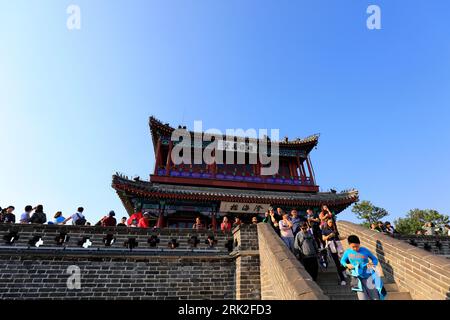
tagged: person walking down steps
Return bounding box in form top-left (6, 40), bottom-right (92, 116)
top-left (340, 235), bottom-right (387, 300)
top-left (322, 218), bottom-right (347, 286)
top-left (294, 222), bottom-right (319, 281)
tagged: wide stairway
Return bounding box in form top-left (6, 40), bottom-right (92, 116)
top-left (316, 253), bottom-right (412, 300)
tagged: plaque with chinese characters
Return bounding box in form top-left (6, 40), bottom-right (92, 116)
top-left (219, 202), bottom-right (270, 214)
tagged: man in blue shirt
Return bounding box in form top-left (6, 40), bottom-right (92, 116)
top-left (340, 235), bottom-right (385, 300)
top-left (289, 209), bottom-right (304, 237)
top-left (20, 205), bottom-right (33, 224)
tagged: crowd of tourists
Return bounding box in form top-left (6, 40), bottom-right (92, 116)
top-left (258, 205), bottom-right (388, 300)
top-left (257, 205), bottom-right (348, 285)
top-left (415, 222), bottom-right (450, 236)
top-left (369, 221), bottom-right (397, 235)
top-left (369, 220), bottom-right (450, 237)
top-left (1, 203), bottom-right (444, 300)
top-left (0, 205), bottom-right (129, 227)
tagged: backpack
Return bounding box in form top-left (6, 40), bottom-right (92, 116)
top-left (74, 213), bottom-right (87, 226)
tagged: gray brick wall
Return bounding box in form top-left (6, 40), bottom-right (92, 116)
top-left (257, 223), bottom-right (328, 300)
top-left (232, 224), bottom-right (261, 300)
top-left (0, 254), bottom-right (236, 300)
top-left (394, 235), bottom-right (450, 256)
top-left (0, 224), bottom-right (239, 300)
top-left (0, 223), bottom-right (265, 300)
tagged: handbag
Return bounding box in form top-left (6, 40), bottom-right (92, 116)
top-left (326, 239), bottom-right (343, 254)
top-left (335, 240), bottom-right (344, 255)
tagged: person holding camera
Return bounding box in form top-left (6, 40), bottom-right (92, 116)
top-left (266, 208), bottom-right (281, 236)
top-left (30, 205), bottom-right (47, 224)
top-left (279, 212), bottom-right (295, 251)
top-left (306, 208), bottom-right (323, 249)
top-left (1, 206), bottom-right (16, 224)
top-left (20, 205), bottom-right (33, 224)
top-left (220, 216), bottom-right (232, 233)
top-left (319, 205), bottom-right (334, 229)
top-left (289, 209), bottom-right (303, 237)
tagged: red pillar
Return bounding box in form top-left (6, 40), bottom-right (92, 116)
top-left (165, 140), bottom-right (173, 176)
top-left (156, 207), bottom-right (165, 228)
top-left (305, 156), bottom-right (315, 185)
top-left (297, 156), bottom-right (306, 183)
top-left (292, 160), bottom-right (299, 178)
top-left (211, 212), bottom-right (217, 230)
top-left (212, 149), bottom-right (217, 177)
top-left (288, 161), bottom-right (296, 178)
top-left (154, 137), bottom-right (162, 175)
top-left (256, 156), bottom-right (261, 176)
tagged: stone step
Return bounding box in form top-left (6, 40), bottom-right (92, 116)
top-left (328, 293), bottom-right (358, 300)
top-left (322, 287), bottom-right (411, 300)
top-left (316, 272), bottom-right (347, 283)
top-left (326, 290), bottom-right (411, 300)
top-left (319, 284), bottom-right (353, 295)
top-left (319, 267), bottom-right (340, 274)
top-left (384, 283), bottom-right (399, 292)
top-left (385, 292), bottom-right (412, 300)
top-left (321, 283), bottom-right (402, 295)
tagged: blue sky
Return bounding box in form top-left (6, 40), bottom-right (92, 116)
top-left (1, 0), bottom-right (449, 224)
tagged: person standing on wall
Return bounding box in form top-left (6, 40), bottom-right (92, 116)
top-left (279, 212), bottom-right (295, 251)
top-left (294, 222), bottom-right (319, 281)
top-left (306, 208), bottom-right (323, 249)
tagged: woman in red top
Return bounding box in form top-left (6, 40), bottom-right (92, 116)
top-left (138, 213), bottom-right (151, 228)
top-left (220, 216), bottom-right (232, 233)
top-left (127, 211), bottom-right (143, 226)
top-left (101, 211), bottom-right (117, 227)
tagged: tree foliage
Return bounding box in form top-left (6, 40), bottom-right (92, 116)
top-left (351, 200), bottom-right (389, 225)
top-left (394, 209), bottom-right (449, 235)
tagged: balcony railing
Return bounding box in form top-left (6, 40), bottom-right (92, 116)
top-left (156, 169), bottom-right (314, 186)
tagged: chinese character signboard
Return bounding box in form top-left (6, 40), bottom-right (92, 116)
top-left (217, 140), bottom-right (258, 154)
top-left (219, 202), bottom-right (270, 214)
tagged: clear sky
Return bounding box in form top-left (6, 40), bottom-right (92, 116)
top-left (1, 0), bottom-right (449, 225)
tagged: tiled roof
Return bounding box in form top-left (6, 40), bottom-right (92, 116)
top-left (149, 116), bottom-right (320, 150)
top-left (112, 174), bottom-right (359, 214)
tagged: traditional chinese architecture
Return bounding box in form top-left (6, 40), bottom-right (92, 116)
top-left (111, 116), bottom-right (359, 229)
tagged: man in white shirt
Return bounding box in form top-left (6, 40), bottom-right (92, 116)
top-left (279, 212), bottom-right (294, 251)
top-left (62, 207), bottom-right (86, 225)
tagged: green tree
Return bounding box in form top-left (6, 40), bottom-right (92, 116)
top-left (351, 200), bottom-right (389, 227)
top-left (394, 209), bottom-right (449, 235)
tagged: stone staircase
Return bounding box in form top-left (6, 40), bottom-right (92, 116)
top-left (316, 254), bottom-right (412, 300)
